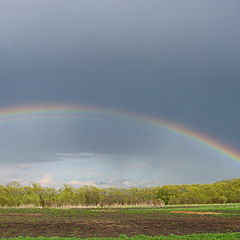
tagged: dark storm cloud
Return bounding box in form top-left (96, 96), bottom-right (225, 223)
top-left (0, 0), bottom-right (240, 147)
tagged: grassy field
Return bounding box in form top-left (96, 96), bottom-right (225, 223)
top-left (1, 203), bottom-right (239, 217)
top-left (0, 204), bottom-right (239, 238)
top-left (1, 233), bottom-right (240, 240)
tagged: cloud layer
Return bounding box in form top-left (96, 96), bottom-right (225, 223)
top-left (0, 1), bottom-right (239, 186)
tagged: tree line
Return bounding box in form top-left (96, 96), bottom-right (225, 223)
top-left (0, 178), bottom-right (239, 207)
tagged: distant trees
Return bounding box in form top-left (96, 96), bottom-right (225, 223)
top-left (0, 178), bottom-right (239, 207)
top-left (157, 178), bottom-right (240, 205)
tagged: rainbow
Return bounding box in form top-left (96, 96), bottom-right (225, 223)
top-left (0, 103), bottom-right (240, 163)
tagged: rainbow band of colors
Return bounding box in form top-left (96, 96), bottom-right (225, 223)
top-left (0, 104), bottom-right (240, 163)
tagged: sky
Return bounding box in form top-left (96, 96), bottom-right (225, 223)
top-left (0, 0), bottom-right (240, 187)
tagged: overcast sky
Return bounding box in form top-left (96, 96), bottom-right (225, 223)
top-left (0, 0), bottom-right (239, 187)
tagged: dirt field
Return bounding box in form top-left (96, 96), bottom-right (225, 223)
top-left (0, 206), bottom-right (239, 238)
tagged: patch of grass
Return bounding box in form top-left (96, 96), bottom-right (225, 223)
top-left (2, 232), bottom-right (240, 240)
top-left (109, 203), bottom-right (239, 216)
top-left (1, 203), bottom-right (240, 217)
top-left (117, 203), bottom-right (240, 217)
top-left (163, 203), bottom-right (240, 217)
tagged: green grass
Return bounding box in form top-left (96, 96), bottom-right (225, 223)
top-left (2, 232), bottom-right (240, 240)
top-left (115, 203), bottom-right (240, 217)
top-left (0, 203), bottom-right (240, 217)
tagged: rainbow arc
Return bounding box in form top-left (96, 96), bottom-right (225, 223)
top-left (0, 103), bottom-right (239, 163)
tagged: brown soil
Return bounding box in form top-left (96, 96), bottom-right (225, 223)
top-left (0, 211), bottom-right (239, 238)
top-left (171, 211), bottom-right (220, 215)
top-left (7, 213), bottom-right (43, 216)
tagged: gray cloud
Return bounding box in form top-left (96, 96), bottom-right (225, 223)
top-left (0, 0), bottom-right (239, 185)
top-left (0, 1), bottom-right (239, 145)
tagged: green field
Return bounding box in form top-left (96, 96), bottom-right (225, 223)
top-left (1, 203), bottom-right (239, 217)
top-left (2, 232), bottom-right (240, 240)
top-left (0, 204), bottom-right (239, 238)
